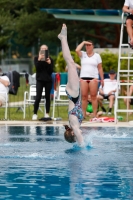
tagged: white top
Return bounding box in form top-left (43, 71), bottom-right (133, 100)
top-left (80, 51), bottom-right (102, 79)
top-left (99, 79), bottom-right (117, 95)
top-left (0, 76), bottom-right (10, 96)
top-left (124, 0), bottom-right (133, 9)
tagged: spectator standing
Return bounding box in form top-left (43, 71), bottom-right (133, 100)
top-left (0, 68), bottom-right (10, 107)
top-left (97, 69), bottom-right (117, 115)
top-left (32, 45), bottom-right (54, 120)
top-left (75, 40), bottom-right (104, 119)
top-left (123, 0), bottom-right (133, 47)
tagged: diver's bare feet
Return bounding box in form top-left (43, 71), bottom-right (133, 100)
top-left (58, 24), bottom-right (67, 40)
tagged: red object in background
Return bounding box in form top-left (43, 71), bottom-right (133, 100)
top-left (90, 117), bottom-right (115, 123)
top-left (56, 73), bottom-right (60, 83)
top-left (54, 73), bottom-right (61, 90)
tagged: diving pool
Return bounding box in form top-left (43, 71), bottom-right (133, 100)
top-left (0, 126), bottom-right (133, 200)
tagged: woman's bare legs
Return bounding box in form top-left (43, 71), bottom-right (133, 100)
top-left (58, 24), bottom-right (84, 146)
top-left (80, 79), bottom-right (98, 118)
top-left (80, 80), bottom-right (89, 117)
top-left (126, 19), bottom-right (133, 45)
top-left (89, 80), bottom-right (98, 117)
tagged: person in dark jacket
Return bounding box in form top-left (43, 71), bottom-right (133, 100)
top-left (32, 44), bottom-right (54, 120)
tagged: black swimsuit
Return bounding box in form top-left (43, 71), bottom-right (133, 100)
top-left (66, 90), bottom-right (83, 124)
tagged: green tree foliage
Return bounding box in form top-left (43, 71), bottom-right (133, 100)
top-left (0, 0), bottom-right (22, 59)
top-left (0, 0), bottom-right (124, 58)
top-left (0, 9), bottom-right (14, 58)
top-left (55, 51), bottom-right (80, 72)
top-left (100, 50), bottom-right (118, 72)
top-left (15, 0), bottom-right (123, 49)
top-left (56, 49), bottom-right (133, 74)
top-left (121, 55), bottom-right (133, 70)
top-left (55, 48), bottom-right (133, 74)
top-left (100, 50), bottom-right (133, 73)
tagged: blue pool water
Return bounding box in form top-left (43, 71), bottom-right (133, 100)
top-left (0, 126), bottom-right (133, 200)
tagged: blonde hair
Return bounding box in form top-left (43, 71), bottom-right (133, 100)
top-left (40, 45), bottom-right (48, 50)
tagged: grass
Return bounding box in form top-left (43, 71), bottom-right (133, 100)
top-left (0, 76), bottom-right (132, 121)
top-left (0, 104), bottom-right (69, 121)
top-left (0, 101), bottom-right (132, 122)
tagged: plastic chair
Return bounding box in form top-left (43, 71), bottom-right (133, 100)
top-left (0, 92), bottom-right (8, 119)
top-left (52, 84), bottom-right (69, 119)
top-left (23, 85), bottom-right (46, 119)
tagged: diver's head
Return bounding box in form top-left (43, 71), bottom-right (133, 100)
top-left (63, 125), bottom-right (76, 143)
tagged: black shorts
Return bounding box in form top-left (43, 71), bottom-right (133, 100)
top-left (100, 93), bottom-right (115, 100)
top-left (130, 98), bottom-right (133, 105)
top-left (81, 77), bottom-right (94, 81)
top-left (126, 14), bottom-right (133, 21)
top-left (81, 77), bottom-right (95, 84)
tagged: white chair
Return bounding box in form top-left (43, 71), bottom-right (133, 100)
top-left (0, 92), bottom-right (8, 119)
top-left (52, 84), bottom-right (69, 119)
top-left (29, 74), bottom-right (36, 85)
top-left (23, 85), bottom-right (46, 119)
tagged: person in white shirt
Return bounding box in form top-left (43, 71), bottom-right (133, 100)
top-left (123, 0), bottom-right (133, 47)
top-left (97, 69), bottom-right (117, 115)
top-left (75, 40), bottom-right (104, 119)
top-left (0, 69), bottom-right (10, 106)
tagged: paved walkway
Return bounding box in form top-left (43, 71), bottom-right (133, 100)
top-left (8, 101), bottom-right (23, 106)
top-left (0, 120), bottom-right (133, 127)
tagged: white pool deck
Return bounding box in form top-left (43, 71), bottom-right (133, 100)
top-left (0, 120), bottom-right (133, 127)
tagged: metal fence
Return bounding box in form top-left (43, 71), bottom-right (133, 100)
top-left (0, 58), bottom-right (33, 74)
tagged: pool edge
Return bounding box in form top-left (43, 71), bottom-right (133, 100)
top-left (0, 121), bottom-right (132, 127)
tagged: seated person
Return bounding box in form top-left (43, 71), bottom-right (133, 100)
top-left (97, 69), bottom-right (117, 115)
top-left (124, 85), bottom-right (133, 115)
top-left (0, 68), bottom-right (10, 106)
